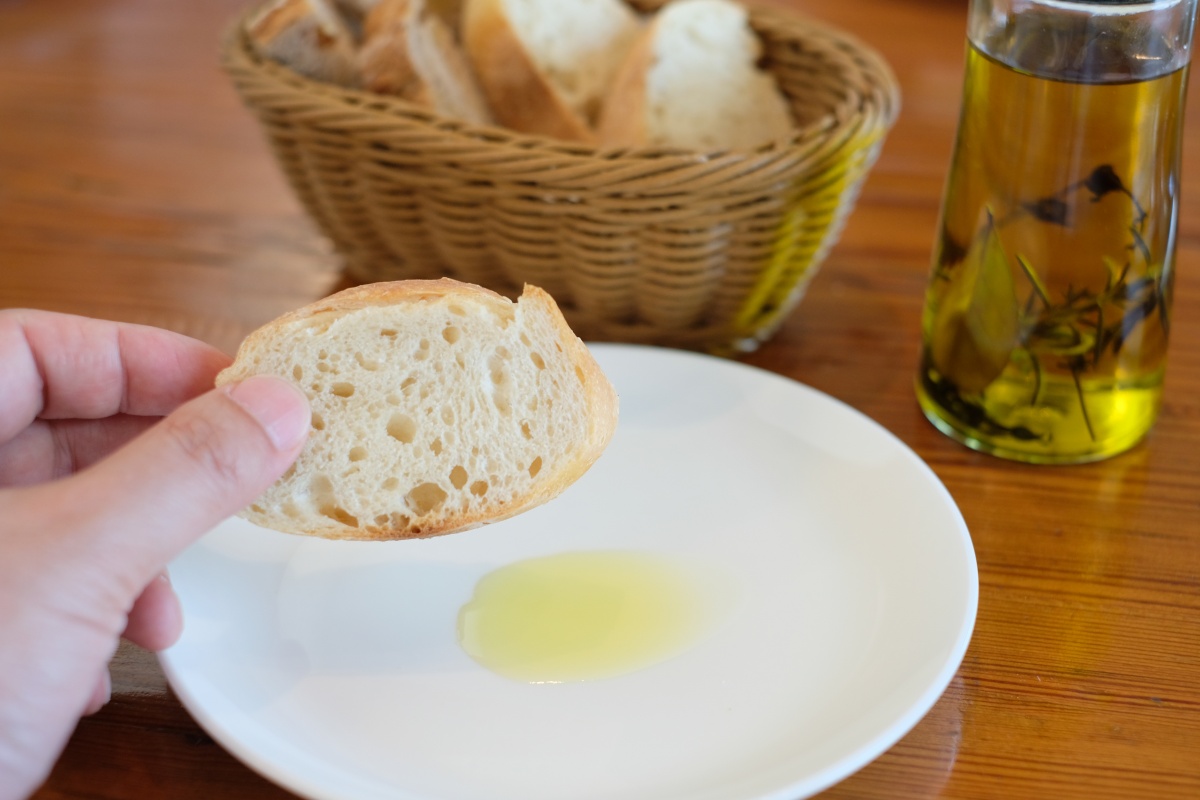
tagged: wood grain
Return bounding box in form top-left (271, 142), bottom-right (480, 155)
top-left (2, 0), bottom-right (1198, 798)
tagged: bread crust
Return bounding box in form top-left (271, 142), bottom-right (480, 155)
top-left (236, 277), bottom-right (510, 328)
top-left (218, 278), bottom-right (618, 541)
top-left (595, 17), bottom-right (655, 148)
top-left (359, 0), bottom-right (424, 96)
top-left (249, 0), bottom-right (361, 87)
top-left (461, 0), bottom-right (595, 143)
top-left (358, 0), bottom-right (493, 124)
top-left (507, 285), bottom-right (619, 526)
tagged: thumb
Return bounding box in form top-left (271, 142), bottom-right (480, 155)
top-left (55, 375), bottom-right (309, 588)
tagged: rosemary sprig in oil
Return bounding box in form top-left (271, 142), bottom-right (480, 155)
top-left (928, 164), bottom-right (1166, 443)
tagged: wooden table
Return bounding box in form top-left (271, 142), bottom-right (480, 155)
top-left (3, 0), bottom-right (1198, 797)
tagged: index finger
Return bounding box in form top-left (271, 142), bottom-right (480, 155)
top-left (0, 309), bottom-right (232, 442)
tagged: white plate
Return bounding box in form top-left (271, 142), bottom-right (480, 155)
top-left (160, 344), bottom-right (978, 800)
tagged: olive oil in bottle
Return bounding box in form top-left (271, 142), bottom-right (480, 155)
top-left (916, 11), bottom-right (1190, 463)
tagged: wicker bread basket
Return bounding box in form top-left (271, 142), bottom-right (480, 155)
top-left (222, 1), bottom-right (900, 354)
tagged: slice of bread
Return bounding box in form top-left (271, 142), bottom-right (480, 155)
top-left (461, 0), bottom-right (642, 142)
top-left (217, 279), bottom-right (618, 541)
top-left (597, 0), bottom-right (795, 151)
top-left (358, 0), bottom-right (494, 125)
top-left (248, 0), bottom-right (361, 87)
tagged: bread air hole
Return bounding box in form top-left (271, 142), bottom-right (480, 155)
top-left (354, 352), bottom-right (381, 371)
top-left (470, 480), bottom-right (489, 497)
top-left (442, 406), bottom-right (454, 425)
top-left (430, 438), bottom-right (443, 455)
top-left (443, 325), bottom-right (461, 344)
top-left (450, 465), bottom-right (468, 490)
top-left (528, 457), bottom-right (542, 478)
top-left (530, 352), bottom-right (545, 370)
top-left (407, 482), bottom-right (447, 516)
top-left (311, 412), bottom-right (326, 431)
top-left (318, 362), bottom-right (330, 373)
top-left (293, 365), bottom-right (303, 380)
top-left (382, 477), bottom-right (400, 491)
top-left (488, 354), bottom-right (513, 415)
top-left (387, 412), bottom-right (416, 444)
top-left (520, 420), bottom-right (533, 440)
top-left (380, 329), bottom-right (397, 338)
top-left (575, 366), bottom-right (586, 384)
top-left (414, 339), bottom-right (431, 361)
top-left (322, 506), bottom-right (359, 527)
top-left (375, 512), bottom-right (412, 530)
top-left (348, 446), bottom-right (367, 462)
top-left (448, 303), bottom-right (466, 317)
top-left (311, 474), bottom-right (359, 528)
top-left (332, 382), bottom-right (355, 398)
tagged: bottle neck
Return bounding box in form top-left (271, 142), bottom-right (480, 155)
top-left (969, 0), bottom-right (1197, 81)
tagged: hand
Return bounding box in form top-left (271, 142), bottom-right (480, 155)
top-left (0, 309), bottom-right (310, 799)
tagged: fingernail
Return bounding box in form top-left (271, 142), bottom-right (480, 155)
top-left (225, 376), bottom-right (310, 451)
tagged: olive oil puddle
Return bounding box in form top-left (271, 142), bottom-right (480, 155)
top-left (457, 551), bottom-right (723, 684)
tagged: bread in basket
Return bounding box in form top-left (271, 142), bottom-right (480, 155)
top-left (223, 0), bottom-right (900, 354)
